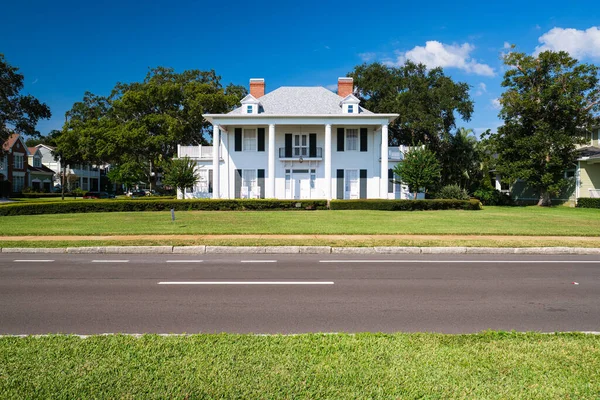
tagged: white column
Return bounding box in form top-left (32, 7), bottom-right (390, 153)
top-left (268, 124), bottom-right (276, 198)
top-left (212, 125), bottom-right (220, 199)
top-left (380, 124), bottom-right (389, 199)
top-left (324, 124), bottom-right (332, 200)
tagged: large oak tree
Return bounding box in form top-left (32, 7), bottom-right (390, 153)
top-left (349, 61), bottom-right (473, 149)
top-left (485, 50), bottom-right (600, 206)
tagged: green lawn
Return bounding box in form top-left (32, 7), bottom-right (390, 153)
top-left (1, 206), bottom-right (599, 236)
top-left (1, 333), bottom-right (598, 399)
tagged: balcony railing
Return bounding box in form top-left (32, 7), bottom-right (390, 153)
top-left (279, 147), bottom-right (323, 159)
top-left (178, 145), bottom-right (217, 159)
top-left (590, 189), bottom-right (600, 198)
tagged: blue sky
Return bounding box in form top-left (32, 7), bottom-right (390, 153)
top-left (2, 0), bottom-right (599, 137)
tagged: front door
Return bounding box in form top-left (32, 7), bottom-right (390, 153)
top-left (293, 173), bottom-right (310, 199)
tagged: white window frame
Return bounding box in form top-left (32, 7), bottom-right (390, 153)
top-left (346, 129), bottom-right (358, 151)
top-left (13, 153), bottom-right (24, 169)
top-left (243, 129), bottom-right (257, 152)
top-left (247, 105), bottom-right (253, 114)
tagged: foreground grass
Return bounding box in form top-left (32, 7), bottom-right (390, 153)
top-left (1, 333), bottom-right (598, 399)
top-left (1, 206), bottom-right (600, 237)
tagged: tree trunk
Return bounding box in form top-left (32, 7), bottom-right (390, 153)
top-left (61, 165), bottom-right (65, 201)
top-left (537, 189), bottom-right (552, 206)
top-left (413, 191), bottom-right (417, 200)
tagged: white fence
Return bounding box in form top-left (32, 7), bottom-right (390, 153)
top-left (177, 145), bottom-right (215, 159)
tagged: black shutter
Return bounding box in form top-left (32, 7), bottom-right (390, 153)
top-left (208, 169), bottom-right (213, 194)
top-left (257, 128), bottom-right (265, 152)
top-left (257, 169), bottom-right (265, 199)
top-left (336, 169), bottom-right (344, 200)
top-left (234, 169), bottom-right (242, 198)
top-left (285, 134), bottom-right (293, 157)
top-left (234, 128), bottom-right (242, 152)
top-left (388, 169), bottom-right (394, 193)
top-left (360, 128), bottom-right (368, 152)
top-left (337, 128), bottom-right (345, 151)
top-left (360, 169), bottom-right (367, 199)
top-left (309, 133), bottom-right (317, 158)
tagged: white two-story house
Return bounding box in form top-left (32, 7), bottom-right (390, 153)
top-left (177, 77), bottom-right (416, 200)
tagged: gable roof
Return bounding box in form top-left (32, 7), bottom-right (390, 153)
top-left (28, 147), bottom-right (41, 156)
top-left (1, 133), bottom-right (29, 154)
top-left (227, 86), bottom-right (373, 115)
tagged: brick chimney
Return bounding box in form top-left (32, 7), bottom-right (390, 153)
top-left (250, 78), bottom-right (265, 98)
top-left (337, 77), bottom-right (353, 97)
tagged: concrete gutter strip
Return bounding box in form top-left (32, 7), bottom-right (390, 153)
top-left (1, 246), bottom-right (600, 254)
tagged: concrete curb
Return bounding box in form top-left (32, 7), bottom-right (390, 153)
top-left (2, 246), bottom-right (600, 255)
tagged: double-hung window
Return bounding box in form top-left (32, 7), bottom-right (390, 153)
top-left (12, 175), bottom-right (24, 192)
top-left (13, 154), bottom-right (24, 169)
top-left (243, 129), bottom-right (257, 151)
top-left (346, 129), bottom-right (358, 151)
top-left (33, 157), bottom-right (41, 167)
top-left (294, 134), bottom-right (308, 156)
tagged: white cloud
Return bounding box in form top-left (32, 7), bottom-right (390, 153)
top-left (358, 52), bottom-right (376, 62)
top-left (385, 41), bottom-right (495, 76)
top-left (503, 42), bottom-right (511, 49)
top-left (534, 26), bottom-right (600, 60)
top-left (491, 98), bottom-right (501, 110)
top-left (474, 82), bottom-right (487, 96)
top-left (31, 78), bottom-right (38, 85)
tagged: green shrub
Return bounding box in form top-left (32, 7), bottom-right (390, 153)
top-left (330, 199), bottom-right (482, 211)
top-left (472, 188), bottom-right (513, 206)
top-left (436, 184), bottom-right (470, 200)
top-left (577, 198), bottom-right (600, 208)
top-left (0, 199), bottom-right (328, 216)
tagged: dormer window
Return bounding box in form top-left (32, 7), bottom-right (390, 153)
top-left (340, 94), bottom-right (360, 114)
top-left (240, 94), bottom-right (261, 114)
top-left (34, 156), bottom-right (41, 167)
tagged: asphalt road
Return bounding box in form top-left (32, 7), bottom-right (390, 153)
top-left (1, 253), bottom-right (598, 334)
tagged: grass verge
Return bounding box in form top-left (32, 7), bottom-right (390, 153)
top-left (2, 236), bottom-right (600, 248)
top-left (1, 207), bottom-right (600, 236)
top-left (1, 332), bottom-right (598, 399)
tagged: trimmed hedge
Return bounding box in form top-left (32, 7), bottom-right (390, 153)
top-left (330, 199), bottom-right (482, 211)
top-left (0, 199), bottom-right (328, 216)
top-left (577, 198), bottom-right (600, 208)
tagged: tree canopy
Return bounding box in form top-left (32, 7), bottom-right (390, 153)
top-left (485, 50), bottom-right (600, 206)
top-left (57, 67), bottom-right (246, 188)
top-left (0, 53), bottom-right (51, 146)
top-left (393, 146), bottom-right (441, 199)
top-left (349, 61), bottom-right (473, 149)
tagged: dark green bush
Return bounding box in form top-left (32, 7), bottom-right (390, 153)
top-left (576, 198), bottom-right (600, 208)
top-left (472, 188), bottom-right (513, 206)
top-left (0, 199), bottom-right (328, 216)
top-left (330, 199), bottom-right (482, 211)
top-left (436, 184), bottom-right (470, 200)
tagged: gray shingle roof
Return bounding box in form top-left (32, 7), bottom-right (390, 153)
top-left (579, 146), bottom-right (600, 159)
top-left (227, 86), bottom-right (373, 115)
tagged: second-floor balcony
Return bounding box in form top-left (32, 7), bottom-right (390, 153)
top-left (178, 145), bottom-right (217, 159)
top-left (279, 147), bottom-right (323, 160)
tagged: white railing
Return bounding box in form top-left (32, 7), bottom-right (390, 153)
top-left (589, 189), bottom-right (600, 198)
top-left (388, 145), bottom-right (411, 160)
top-left (178, 145), bottom-right (216, 159)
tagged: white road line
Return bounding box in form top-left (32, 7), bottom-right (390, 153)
top-left (158, 281), bottom-right (334, 285)
top-left (91, 260), bottom-right (130, 263)
top-left (240, 260), bottom-right (278, 263)
top-left (166, 260), bottom-right (204, 263)
top-left (320, 260), bottom-right (600, 264)
top-left (13, 260), bottom-right (55, 263)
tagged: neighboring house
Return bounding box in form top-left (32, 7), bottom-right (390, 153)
top-left (575, 127), bottom-right (600, 200)
top-left (177, 77), bottom-right (420, 200)
top-left (27, 147), bottom-right (54, 192)
top-left (1, 133), bottom-right (29, 195)
top-left (35, 144), bottom-right (101, 191)
top-left (497, 126), bottom-right (600, 205)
